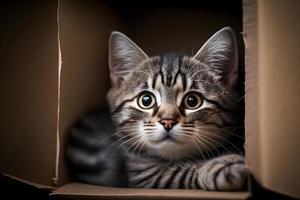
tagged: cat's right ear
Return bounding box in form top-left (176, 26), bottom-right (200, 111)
top-left (109, 32), bottom-right (148, 87)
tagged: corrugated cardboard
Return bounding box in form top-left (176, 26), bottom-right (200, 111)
top-left (56, 0), bottom-right (122, 186)
top-left (51, 183), bottom-right (250, 200)
top-left (244, 0), bottom-right (300, 198)
top-left (1, 0), bottom-right (299, 199)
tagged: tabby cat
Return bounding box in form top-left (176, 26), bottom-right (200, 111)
top-left (66, 27), bottom-right (247, 191)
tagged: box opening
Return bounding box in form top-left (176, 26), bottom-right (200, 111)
top-left (55, 0), bottom-right (247, 198)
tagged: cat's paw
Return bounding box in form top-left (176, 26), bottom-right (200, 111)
top-left (198, 154), bottom-right (248, 191)
top-left (214, 159), bottom-right (247, 191)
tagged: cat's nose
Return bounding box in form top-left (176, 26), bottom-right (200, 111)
top-left (159, 119), bottom-right (178, 132)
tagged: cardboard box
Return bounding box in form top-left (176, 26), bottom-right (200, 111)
top-left (0, 0), bottom-right (299, 199)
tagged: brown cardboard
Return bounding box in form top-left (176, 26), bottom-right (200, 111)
top-left (258, 0), bottom-right (300, 197)
top-left (0, 0), bottom-right (58, 186)
top-left (2, 174), bottom-right (55, 191)
top-left (51, 183), bottom-right (251, 200)
top-left (244, 0), bottom-right (300, 198)
top-left (56, 0), bottom-right (122, 186)
top-left (243, 0), bottom-right (261, 187)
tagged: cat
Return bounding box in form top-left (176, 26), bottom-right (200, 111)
top-left (66, 27), bottom-right (248, 191)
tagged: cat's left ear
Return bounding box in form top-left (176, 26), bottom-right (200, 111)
top-left (109, 32), bottom-right (148, 87)
top-left (193, 27), bottom-right (238, 88)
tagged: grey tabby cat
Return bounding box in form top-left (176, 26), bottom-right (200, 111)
top-left (66, 27), bottom-right (247, 191)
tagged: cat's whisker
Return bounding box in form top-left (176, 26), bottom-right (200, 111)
top-left (182, 123), bottom-right (194, 125)
top-left (190, 135), bottom-right (212, 160)
top-left (175, 130), bottom-right (204, 157)
top-left (199, 129), bottom-right (243, 154)
top-left (181, 134), bottom-right (205, 159)
top-left (105, 131), bottom-right (140, 153)
top-left (192, 133), bottom-right (220, 156)
top-left (143, 131), bottom-right (155, 135)
top-left (126, 136), bottom-right (144, 155)
top-left (116, 134), bottom-right (143, 152)
top-left (182, 131), bottom-right (219, 158)
top-left (143, 128), bottom-right (155, 131)
top-left (208, 128), bottom-right (244, 140)
top-left (108, 128), bottom-right (146, 145)
top-left (137, 138), bottom-right (148, 158)
top-left (143, 133), bottom-right (158, 141)
top-left (132, 138), bottom-right (144, 156)
top-left (111, 128), bottom-right (137, 135)
top-left (196, 125), bottom-right (244, 140)
top-left (229, 94), bottom-right (245, 107)
top-left (178, 130), bottom-right (209, 159)
top-left (180, 127), bottom-right (199, 132)
top-left (181, 124), bottom-right (195, 128)
top-left (101, 127), bottom-right (138, 142)
top-left (223, 125), bottom-right (245, 129)
top-left (181, 128), bottom-right (235, 154)
top-left (143, 127), bottom-right (156, 129)
top-left (102, 129), bottom-right (140, 143)
top-left (189, 130), bottom-right (231, 154)
top-left (132, 133), bottom-right (156, 156)
top-left (143, 124), bottom-right (156, 126)
top-left (106, 130), bottom-right (137, 144)
top-left (187, 131), bottom-right (219, 157)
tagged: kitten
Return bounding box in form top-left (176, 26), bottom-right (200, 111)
top-left (66, 27), bottom-right (247, 190)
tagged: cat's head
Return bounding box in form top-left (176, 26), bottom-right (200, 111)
top-left (107, 27), bottom-right (240, 160)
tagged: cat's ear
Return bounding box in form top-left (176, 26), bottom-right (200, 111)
top-left (109, 31), bottom-right (148, 87)
top-left (193, 27), bottom-right (238, 88)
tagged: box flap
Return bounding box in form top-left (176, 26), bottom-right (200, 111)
top-left (51, 183), bottom-right (251, 200)
top-left (2, 174), bottom-right (55, 191)
top-left (56, 0), bottom-right (122, 185)
top-left (0, 0), bottom-right (59, 186)
top-left (244, 0), bottom-right (300, 198)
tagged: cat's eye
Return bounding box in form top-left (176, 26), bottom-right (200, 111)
top-left (137, 92), bottom-right (156, 109)
top-left (183, 92), bottom-right (203, 110)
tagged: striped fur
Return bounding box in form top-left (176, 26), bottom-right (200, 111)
top-left (127, 154), bottom-right (245, 190)
top-left (66, 27), bottom-right (247, 190)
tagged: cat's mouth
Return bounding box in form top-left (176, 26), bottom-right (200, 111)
top-left (160, 134), bottom-right (177, 142)
top-left (151, 133), bottom-right (184, 144)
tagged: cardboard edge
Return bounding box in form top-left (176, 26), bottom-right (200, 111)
top-left (2, 173), bottom-right (55, 191)
top-left (54, 0), bottom-right (63, 186)
top-left (51, 194), bottom-right (251, 200)
top-left (50, 183), bottom-right (251, 200)
top-left (242, 0), bottom-right (262, 186)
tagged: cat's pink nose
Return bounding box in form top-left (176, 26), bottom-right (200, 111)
top-left (159, 119), bottom-right (178, 131)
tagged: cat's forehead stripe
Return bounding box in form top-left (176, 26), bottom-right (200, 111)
top-left (158, 54), bottom-right (185, 88)
top-left (151, 73), bottom-right (158, 89)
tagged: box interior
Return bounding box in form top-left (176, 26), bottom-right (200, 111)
top-left (54, 0), bottom-right (249, 198)
top-left (56, 0), bottom-right (245, 188)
